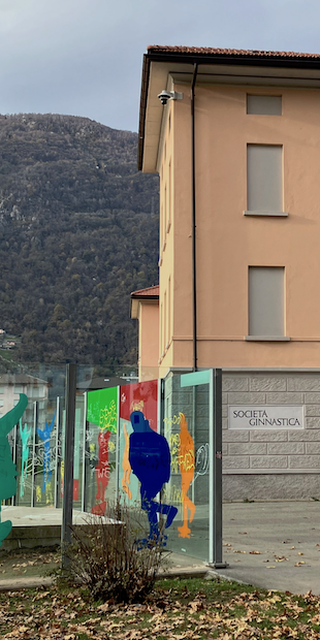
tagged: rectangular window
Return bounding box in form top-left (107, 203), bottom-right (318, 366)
top-left (247, 95), bottom-right (282, 115)
top-left (246, 144), bottom-right (285, 215)
top-left (14, 385), bottom-right (23, 394)
top-left (248, 267), bottom-right (286, 338)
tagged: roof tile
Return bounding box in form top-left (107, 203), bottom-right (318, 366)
top-left (146, 45), bottom-right (320, 60)
top-left (131, 285), bottom-right (159, 297)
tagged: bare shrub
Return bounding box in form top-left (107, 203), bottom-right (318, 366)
top-left (65, 501), bottom-right (168, 603)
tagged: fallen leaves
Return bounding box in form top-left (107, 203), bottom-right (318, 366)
top-left (1, 578), bottom-right (320, 640)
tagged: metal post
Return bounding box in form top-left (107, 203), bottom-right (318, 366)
top-left (81, 392), bottom-right (87, 513)
top-left (31, 402), bottom-right (37, 508)
top-left (209, 370), bottom-right (214, 564)
top-left (213, 368), bottom-right (227, 568)
top-left (61, 364), bottom-right (77, 570)
top-left (11, 423), bottom-right (17, 506)
top-left (115, 386), bottom-right (120, 501)
top-left (54, 397), bottom-right (60, 509)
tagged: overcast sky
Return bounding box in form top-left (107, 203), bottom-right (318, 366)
top-left (0, 0), bottom-right (320, 133)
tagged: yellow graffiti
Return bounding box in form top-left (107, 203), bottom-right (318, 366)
top-left (163, 412), bottom-right (184, 428)
top-left (162, 484), bottom-right (183, 505)
top-left (99, 399), bottom-right (117, 432)
top-left (130, 399), bottom-right (144, 413)
top-left (167, 432), bottom-right (195, 474)
top-left (169, 433), bottom-right (180, 473)
top-left (108, 441), bottom-right (116, 453)
top-left (45, 482), bottom-right (53, 505)
top-left (61, 460), bottom-right (64, 497)
top-left (36, 485), bottom-right (42, 502)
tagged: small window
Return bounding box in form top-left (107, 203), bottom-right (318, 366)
top-left (246, 144), bottom-right (285, 215)
top-left (247, 95), bottom-right (282, 115)
top-left (248, 267), bottom-right (286, 339)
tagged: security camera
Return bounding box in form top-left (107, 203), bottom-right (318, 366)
top-left (157, 90), bottom-right (173, 106)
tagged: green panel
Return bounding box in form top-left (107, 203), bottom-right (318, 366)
top-left (180, 370), bottom-right (211, 388)
top-left (87, 387), bottom-right (118, 432)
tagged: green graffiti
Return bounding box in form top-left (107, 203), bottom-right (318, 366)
top-left (0, 394), bottom-right (28, 546)
top-left (87, 387), bottom-right (118, 433)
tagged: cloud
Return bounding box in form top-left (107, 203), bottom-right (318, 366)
top-left (0, 0), bottom-right (319, 131)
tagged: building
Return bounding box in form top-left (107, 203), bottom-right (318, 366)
top-left (132, 46), bottom-right (320, 500)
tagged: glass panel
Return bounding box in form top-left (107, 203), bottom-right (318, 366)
top-left (162, 371), bottom-right (211, 562)
top-left (1, 364), bottom-right (216, 565)
top-left (85, 386), bottom-right (118, 515)
top-left (119, 380), bottom-right (158, 507)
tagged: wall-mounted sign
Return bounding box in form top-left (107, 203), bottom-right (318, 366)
top-left (228, 406), bottom-right (304, 429)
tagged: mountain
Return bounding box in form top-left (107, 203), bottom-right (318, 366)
top-left (0, 113), bottom-right (159, 369)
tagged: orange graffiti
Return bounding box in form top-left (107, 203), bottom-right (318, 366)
top-left (121, 423), bottom-right (132, 500)
top-left (178, 413), bottom-right (196, 539)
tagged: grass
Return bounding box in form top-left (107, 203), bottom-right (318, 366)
top-left (0, 575), bottom-right (320, 639)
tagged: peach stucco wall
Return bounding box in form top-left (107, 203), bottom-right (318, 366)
top-left (156, 82), bottom-right (320, 369)
top-left (138, 302), bottom-right (159, 381)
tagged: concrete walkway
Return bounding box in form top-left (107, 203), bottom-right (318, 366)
top-left (215, 501), bottom-right (320, 595)
top-left (0, 502), bottom-right (319, 595)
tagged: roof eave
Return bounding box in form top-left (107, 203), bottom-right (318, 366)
top-left (138, 47), bottom-right (320, 172)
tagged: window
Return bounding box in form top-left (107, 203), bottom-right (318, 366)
top-left (247, 267), bottom-right (288, 339)
top-left (247, 95), bottom-right (282, 115)
top-left (246, 144), bottom-right (286, 216)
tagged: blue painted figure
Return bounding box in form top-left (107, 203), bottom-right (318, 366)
top-left (37, 411), bottom-right (56, 493)
top-left (19, 419), bottom-right (31, 498)
top-left (129, 410), bottom-right (178, 545)
top-left (0, 394), bottom-right (28, 546)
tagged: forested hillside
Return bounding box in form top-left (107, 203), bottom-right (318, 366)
top-left (0, 113), bottom-right (159, 367)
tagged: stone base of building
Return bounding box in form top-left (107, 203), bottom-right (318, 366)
top-left (223, 472), bottom-right (320, 501)
top-left (222, 369), bottom-right (320, 500)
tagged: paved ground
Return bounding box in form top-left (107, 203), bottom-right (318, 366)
top-left (215, 501), bottom-right (320, 595)
top-left (0, 502), bottom-right (319, 594)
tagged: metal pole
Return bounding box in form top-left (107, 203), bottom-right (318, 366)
top-left (213, 368), bottom-right (227, 568)
top-left (209, 370), bottom-right (214, 564)
top-left (191, 62), bottom-right (198, 372)
top-left (81, 392), bottom-right (87, 513)
top-left (115, 386), bottom-right (120, 501)
top-left (12, 423), bottom-right (17, 506)
top-left (31, 402), bottom-right (37, 508)
top-left (54, 396), bottom-right (60, 509)
top-left (61, 364), bottom-right (77, 570)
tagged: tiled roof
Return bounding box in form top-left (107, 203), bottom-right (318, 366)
top-left (131, 285), bottom-right (159, 297)
top-left (146, 45), bottom-right (320, 60)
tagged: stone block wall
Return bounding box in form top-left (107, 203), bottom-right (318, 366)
top-left (222, 370), bottom-right (320, 500)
